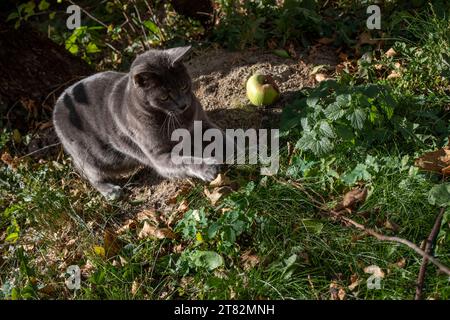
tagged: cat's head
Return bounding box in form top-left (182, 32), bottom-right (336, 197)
top-left (130, 46), bottom-right (194, 115)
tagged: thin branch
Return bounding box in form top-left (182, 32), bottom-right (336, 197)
top-left (18, 143), bottom-right (61, 160)
top-left (67, 0), bottom-right (108, 28)
top-left (276, 177), bottom-right (450, 277)
top-left (338, 215), bottom-right (450, 276)
top-left (131, 0), bottom-right (150, 49)
top-left (66, 0), bottom-right (121, 54)
top-left (414, 207), bottom-right (446, 300)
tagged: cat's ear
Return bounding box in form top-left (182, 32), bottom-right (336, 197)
top-left (166, 46), bottom-right (192, 65)
top-left (133, 72), bottom-right (154, 88)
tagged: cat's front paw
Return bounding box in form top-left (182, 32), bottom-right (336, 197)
top-left (188, 158), bottom-right (220, 182)
top-left (100, 184), bottom-right (123, 201)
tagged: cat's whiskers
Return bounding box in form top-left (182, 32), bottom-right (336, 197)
top-left (160, 113), bottom-right (170, 135)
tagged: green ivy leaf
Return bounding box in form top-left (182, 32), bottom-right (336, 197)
top-left (336, 94), bottom-right (352, 107)
top-left (6, 12), bottom-right (19, 22)
top-left (319, 121), bottom-right (335, 138)
top-left (191, 251), bottom-right (224, 271)
top-left (38, 0), bottom-right (50, 11)
top-left (300, 219), bottom-right (324, 234)
top-left (272, 49), bottom-right (290, 58)
top-left (428, 183), bottom-right (450, 207)
top-left (348, 108), bottom-right (367, 129)
top-left (306, 96), bottom-right (320, 108)
top-left (323, 102), bottom-right (345, 120)
top-left (342, 163), bottom-right (372, 185)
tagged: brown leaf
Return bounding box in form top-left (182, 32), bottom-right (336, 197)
top-left (80, 260), bottom-right (95, 277)
top-left (267, 38), bottom-right (278, 50)
top-left (314, 73), bottom-right (329, 82)
top-left (384, 220), bottom-right (400, 232)
top-left (385, 48), bottom-right (397, 58)
top-left (348, 274), bottom-right (360, 291)
top-left (138, 221), bottom-right (176, 240)
top-left (241, 250), bottom-right (260, 271)
top-left (318, 37), bottom-right (335, 45)
top-left (330, 281), bottom-right (346, 300)
top-left (204, 186), bottom-right (233, 205)
top-left (116, 219), bottom-right (137, 234)
top-left (1, 152), bottom-right (18, 170)
top-left (357, 32), bottom-right (379, 46)
top-left (287, 42), bottom-right (297, 59)
top-left (167, 183), bottom-right (192, 204)
top-left (38, 121), bottom-right (53, 130)
top-left (209, 173), bottom-right (231, 187)
top-left (104, 230), bottom-right (123, 258)
top-left (131, 280), bottom-right (139, 296)
top-left (136, 209), bottom-right (160, 224)
top-left (374, 63), bottom-right (384, 70)
top-left (395, 258), bottom-right (406, 268)
top-left (39, 284), bottom-right (58, 296)
top-left (177, 199), bottom-right (190, 213)
top-left (387, 70), bottom-right (401, 79)
top-left (415, 146), bottom-right (450, 175)
top-left (341, 187), bottom-right (368, 209)
top-left (338, 52), bottom-right (349, 61)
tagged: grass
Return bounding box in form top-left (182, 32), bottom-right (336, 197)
top-left (1, 3), bottom-right (450, 300)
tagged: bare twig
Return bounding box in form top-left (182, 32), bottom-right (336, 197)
top-left (338, 215), bottom-right (450, 276)
top-left (66, 0), bottom-right (121, 54)
top-left (414, 207), bottom-right (446, 300)
top-left (131, 0), bottom-right (149, 49)
top-left (274, 177), bottom-right (450, 277)
top-left (67, 0), bottom-right (108, 28)
top-left (18, 143), bottom-right (61, 160)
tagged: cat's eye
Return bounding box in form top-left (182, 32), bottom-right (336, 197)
top-left (160, 94), bottom-right (169, 101)
top-left (181, 83), bottom-right (189, 92)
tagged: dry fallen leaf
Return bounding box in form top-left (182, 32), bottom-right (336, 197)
top-left (116, 219), bottom-right (137, 234)
top-left (204, 186), bottom-right (233, 206)
top-left (241, 250), bottom-right (260, 271)
top-left (177, 199), bottom-right (190, 213)
top-left (138, 221), bottom-right (176, 240)
top-left (1, 152), bottom-right (18, 170)
top-left (167, 183), bottom-right (192, 204)
top-left (81, 259), bottom-right (95, 277)
top-left (39, 284), bottom-right (58, 296)
top-left (415, 145), bottom-right (450, 175)
top-left (330, 281), bottom-right (346, 300)
top-left (136, 209), bottom-right (160, 224)
top-left (357, 32), bottom-right (379, 46)
top-left (385, 47), bottom-right (397, 58)
top-left (104, 230), bottom-right (122, 258)
top-left (364, 265), bottom-right (385, 279)
top-left (384, 220), bottom-right (400, 232)
top-left (318, 37), bottom-right (335, 45)
top-left (387, 70), bottom-right (401, 79)
top-left (395, 258), bottom-right (406, 269)
top-left (348, 274), bottom-right (361, 291)
top-left (287, 42), bottom-right (297, 59)
top-left (131, 280), bottom-right (139, 296)
top-left (338, 52), bottom-right (349, 61)
top-left (209, 173), bottom-right (231, 187)
top-left (315, 73), bottom-right (329, 82)
top-left (342, 187), bottom-right (368, 209)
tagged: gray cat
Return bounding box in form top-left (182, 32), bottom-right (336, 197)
top-left (53, 46), bottom-right (220, 200)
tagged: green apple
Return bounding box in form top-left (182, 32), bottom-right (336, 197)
top-left (246, 73), bottom-right (280, 107)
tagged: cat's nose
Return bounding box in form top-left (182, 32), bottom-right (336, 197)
top-left (179, 104), bottom-right (189, 111)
